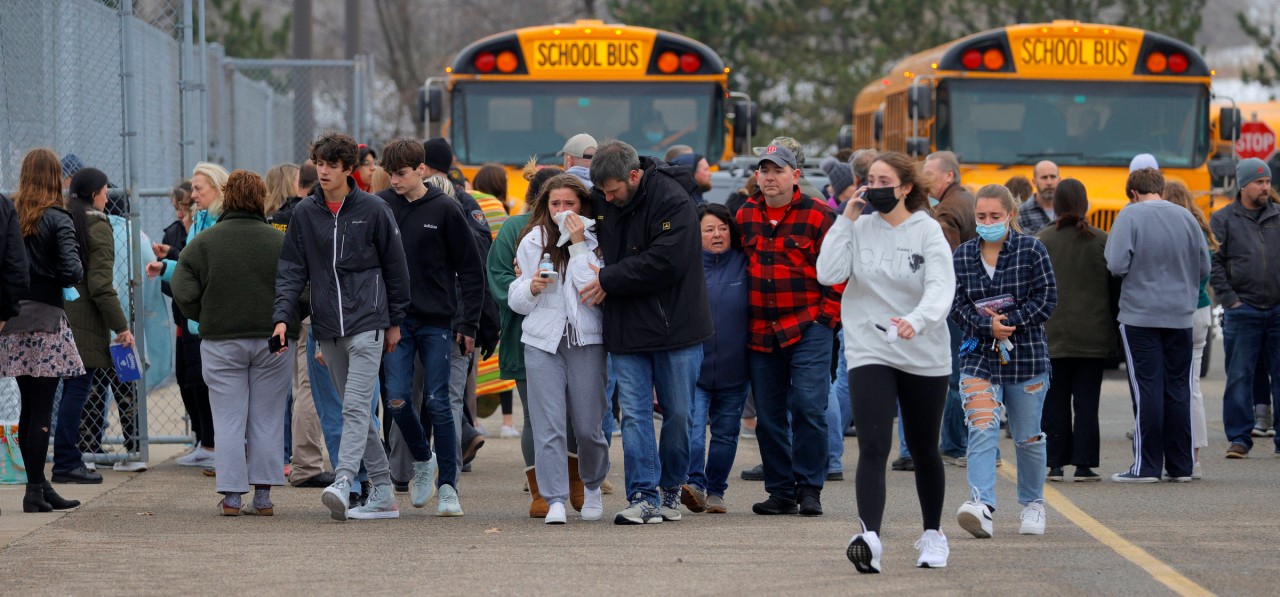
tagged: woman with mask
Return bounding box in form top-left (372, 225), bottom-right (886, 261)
top-left (507, 174), bottom-right (609, 524)
top-left (817, 152), bottom-right (956, 573)
top-left (0, 148), bottom-right (84, 512)
top-left (952, 184), bottom-right (1057, 539)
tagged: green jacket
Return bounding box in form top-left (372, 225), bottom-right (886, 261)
top-left (65, 212), bottom-right (128, 369)
top-left (1038, 223), bottom-right (1117, 359)
top-left (171, 211), bottom-right (301, 341)
top-left (487, 213), bottom-right (529, 380)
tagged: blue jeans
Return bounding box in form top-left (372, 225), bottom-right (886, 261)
top-left (750, 323), bottom-right (833, 500)
top-left (308, 327), bottom-right (373, 484)
top-left (826, 332), bottom-right (849, 473)
top-left (963, 372), bottom-right (1049, 508)
top-left (614, 344), bottom-right (703, 507)
top-left (381, 319), bottom-right (458, 486)
top-left (1222, 304), bottom-right (1280, 450)
top-left (687, 384), bottom-right (749, 497)
top-left (52, 371), bottom-right (94, 473)
top-left (939, 320), bottom-right (968, 458)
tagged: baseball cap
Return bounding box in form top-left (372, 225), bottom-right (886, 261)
top-left (757, 144), bottom-right (798, 170)
top-left (754, 136), bottom-right (805, 168)
top-left (61, 153), bottom-right (85, 179)
top-left (557, 133), bottom-right (598, 159)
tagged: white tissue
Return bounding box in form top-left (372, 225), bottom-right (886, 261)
top-left (884, 322), bottom-right (899, 344)
top-left (553, 211), bottom-right (595, 247)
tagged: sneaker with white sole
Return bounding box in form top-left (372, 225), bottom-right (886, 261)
top-left (915, 529), bottom-right (949, 568)
top-left (846, 520), bottom-right (882, 574)
top-left (113, 461), bottom-right (148, 472)
top-left (659, 486), bottom-right (682, 521)
top-left (500, 425), bottom-right (520, 439)
top-left (409, 457), bottom-right (438, 508)
top-left (175, 448), bottom-right (214, 467)
top-left (581, 486), bottom-right (603, 521)
top-left (436, 484), bottom-right (463, 517)
top-left (348, 484), bottom-right (399, 519)
top-left (1019, 501), bottom-right (1046, 535)
top-left (545, 501), bottom-right (567, 524)
top-left (957, 499), bottom-right (994, 538)
top-left (614, 494), bottom-right (663, 525)
top-left (1110, 471), bottom-right (1159, 483)
top-left (321, 475), bottom-right (353, 521)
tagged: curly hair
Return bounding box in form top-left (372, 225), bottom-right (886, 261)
top-left (220, 169), bottom-right (268, 215)
top-left (309, 131), bottom-right (358, 172)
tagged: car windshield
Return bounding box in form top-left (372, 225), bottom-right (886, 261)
top-left (936, 79), bottom-right (1209, 168)
top-left (451, 81), bottom-right (723, 165)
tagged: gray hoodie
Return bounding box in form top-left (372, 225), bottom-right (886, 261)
top-left (1104, 199), bottom-right (1209, 329)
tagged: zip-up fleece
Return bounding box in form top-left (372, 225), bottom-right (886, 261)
top-left (274, 177), bottom-right (410, 341)
top-left (377, 186), bottom-right (484, 337)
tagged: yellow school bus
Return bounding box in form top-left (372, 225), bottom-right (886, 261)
top-left (852, 21), bottom-right (1228, 229)
top-left (422, 20), bottom-right (744, 214)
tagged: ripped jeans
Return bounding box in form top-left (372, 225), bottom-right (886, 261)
top-left (962, 372), bottom-right (1049, 509)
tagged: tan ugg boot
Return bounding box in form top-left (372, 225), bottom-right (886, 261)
top-left (526, 467), bottom-right (549, 518)
top-left (568, 453), bottom-right (585, 512)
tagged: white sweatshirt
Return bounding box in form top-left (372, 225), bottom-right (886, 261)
top-left (816, 210), bottom-right (956, 377)
top-left (508, 225), bottom-right (604, 354)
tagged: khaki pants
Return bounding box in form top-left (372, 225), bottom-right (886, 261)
top-left (288, 319), bottom-right (328, 484)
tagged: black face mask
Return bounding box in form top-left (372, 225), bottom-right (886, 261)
top-left (865, 186), bottom-right (899, 214)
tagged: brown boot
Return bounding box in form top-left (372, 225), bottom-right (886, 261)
top-left (526, 467), bottom-right (549, 518)
top-left (568, 453), bottom-right (585, 511)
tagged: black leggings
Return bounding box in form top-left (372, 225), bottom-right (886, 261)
top-left (849, 365), bottom-right (948, 534)
top-left (17, 376), bottom-right (60, 485)
top-left (176, 333), bottom-right (215, 448)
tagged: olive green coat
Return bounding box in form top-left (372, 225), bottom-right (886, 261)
top-left (64, 212), bottom-right (128, 369)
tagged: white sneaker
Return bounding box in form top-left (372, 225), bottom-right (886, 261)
top-left (581, 486), bottom-right (603, 521)
top-left (545, 501), bottom-right (567, 524)
top-left (957, 500), bottom-right (994, 538)
top-left (347, 484), bottom-right (400, 520)
top-left (113, 461), bottom-right (148, 472)
top-left (500, 425), bottom-right (520, 439)
top-left (84, 462), bottom-right (97, 472)
top-left (915, 529), bottom-right (949, 568)
top-left (436, 484), bottom-right (463, 517)
top-left (175, 448), bottom-right (214, 467)
top-left (321, 475), bottom-right (353, 521)
top-left (846, 521), bottom-right (882, 574)
top-left (409, 457), bottom-right (438, 508)
top-left (1019, 501), bottom-right (1046, 535)
top-left (1192, 461), bottom-right (1203, 480)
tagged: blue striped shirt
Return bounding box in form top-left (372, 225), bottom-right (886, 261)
top-left (950, 231), bottom-right (1058, 385)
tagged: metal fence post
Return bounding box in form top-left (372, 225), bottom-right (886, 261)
top-left (119, 0), bottom-right (150, 464)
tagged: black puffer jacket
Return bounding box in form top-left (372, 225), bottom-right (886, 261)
top-left (592, 156), bottom-right (712, 353)
top-left (273, 178), bottom-right (411, 341)
top-left (0, 195), bottom-right (30, 321)
top-left (21, 205), bottom-right (83, 309)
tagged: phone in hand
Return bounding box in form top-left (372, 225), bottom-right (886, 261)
top-left (539, 270), bottom-right (559, 281)
top-left (268, 334), bottom-right (287, 353)
top-left (457, 337), bottom-right (468, 356)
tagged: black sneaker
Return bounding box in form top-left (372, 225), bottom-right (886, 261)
top-left (844, 425), bottom-right (858, 437)
top-left (752, 495), bottom-right (799, 515)
top-left (740, 464), bottom-right (765, 481)
top-left (393, 481), bottom-right (409, 494)
top-left (891, 457), bottom-right (914, 471)
top-left (797, 487), bottom-right (823, 516)
top-left (51, 466), bottom-right (103, 485)
top-left (826, 470), bottom-right (844, 481)
top-left (1073, 467), bottom-right (1100, 482)
top-left (294, 471), bottom-right (336, 488)
top-left (1047, 467), bottom-right (1064, 482)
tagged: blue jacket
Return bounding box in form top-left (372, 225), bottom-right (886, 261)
top-left (697, 248), bottom-right (748, 391)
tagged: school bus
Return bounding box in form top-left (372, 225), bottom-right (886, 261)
top-left (421, 20), bottom-right (748, 214)
top-left (852, 21), bottom-right (1230, 229)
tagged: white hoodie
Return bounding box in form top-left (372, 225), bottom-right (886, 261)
top-left (508, 224), bottom-right (604, 353)
top-left (816, 210), bottom-right (955, 377)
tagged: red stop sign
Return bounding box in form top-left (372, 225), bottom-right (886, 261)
top-left (1237, 121), bottom-right (1277, 160)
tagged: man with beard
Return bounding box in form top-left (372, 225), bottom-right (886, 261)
top-left (1018, 160), bottom-right (1059, 235)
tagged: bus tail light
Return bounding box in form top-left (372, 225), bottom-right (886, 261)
top-left (496, 51), bottom-right (519, 73)
top-left (1133, 32), bottom-right (1208, 76)
top-left (657, 51), bottom-right (679, 73)
top-left (982, 48), bottom-right (1005, 70)
top-left (1146, 51), bottom-right (1167, 74)
top-left (962, 50), bottom-right (982, 69)
top-left (680, 52), bottom-right (702, 73)
top-left (450, 33), bottom-right (528, 75)
top-left (474, 52), bottom-right (496, 73)
top-left (1168, 52), bottom-right (1188, 74)
top-left (646, 33), bottom-right (724, 75)
top-left (938, 31), bottom-right (1015, 73)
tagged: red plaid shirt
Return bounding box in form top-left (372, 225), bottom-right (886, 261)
top-left (737, 188), bottom-right (843, 352)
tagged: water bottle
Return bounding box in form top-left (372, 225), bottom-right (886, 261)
top-left (538, 252), bottom-right (557, 293)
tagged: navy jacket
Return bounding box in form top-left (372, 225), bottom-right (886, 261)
top-left (0, 194), bottom-right (30, 321)
top-left (698, 248), bottom-right (748, 391)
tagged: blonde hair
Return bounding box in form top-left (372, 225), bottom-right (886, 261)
top-left (1164, 181), bottom-right (1219, 251)
top-left (192, 162), bottom-right (230, 215)
top-left (264, 163), bottom-right (299, 217)
top-left (975, 183), bottom-right (1023, 233)
top-left (427, 174), bottom-right (455, 199)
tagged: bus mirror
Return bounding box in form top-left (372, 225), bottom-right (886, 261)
top-left (427, 87), bottom-right (444, 123)
top-left (733, 101), bottom-right (758, 136)
top-left (873, 110), bottom-right (883, 143)
top-left (1219, 107), bottom-right (1241, 142)
top-left (837, 125), bottom-right (853, 150)
top-left (907, 137), bottom-right (930, 157)
top-left (1209, 156), bottom-right (1237, 187)
top-left (909, 85), bottom-right (933, 120)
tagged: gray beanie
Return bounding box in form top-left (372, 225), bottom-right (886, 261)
top-left (1237, 157), bottom-right (1271, 189)
top-left (827, 163), bottom-right (854, 198)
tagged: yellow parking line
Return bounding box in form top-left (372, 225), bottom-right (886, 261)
top-left (997, 465), bottom-right (1214, 597)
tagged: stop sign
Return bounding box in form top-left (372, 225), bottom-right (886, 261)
top-left (1237, 121), bottom-right (1277, 160)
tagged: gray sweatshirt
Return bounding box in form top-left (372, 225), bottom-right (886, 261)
top-left (1104, 199), bottom-right (1209, 329)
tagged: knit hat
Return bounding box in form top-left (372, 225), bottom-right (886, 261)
top-left (1237, 157), bottom-right (1272, 189)
top-left (670, 152), bottom-right (701, 169)
top-left (1128, 153), bottom-right (1159, 172)
top-left (819, 156), bottom-right (839, 177)
top-left (827, 163), bottom-right (854, 197)
top-left (423, 138), bottom-right (454, 173)
top-left (61, 153), bottom-right (85, 179)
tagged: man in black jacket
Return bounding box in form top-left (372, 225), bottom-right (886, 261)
top-left (273, 132), bottom-right (411, 521)
top-left (0, 193), bottom-right (30, 332)
top-left (374, 139), bottom-right (484, 516)
top-left (582, 141), bottom-right (712, 524)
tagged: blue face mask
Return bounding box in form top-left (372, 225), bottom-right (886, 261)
top-left (645, 131), bottom-right (664, 143)
top-left (975, 219), bottom-right (1008, 243)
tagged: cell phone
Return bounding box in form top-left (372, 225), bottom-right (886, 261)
top-left (539, 270), bottom-right (559, 281)
top-left (457, 337), bottom-right (468, 355)
top-left (268, 334), bottom-right (287, 353)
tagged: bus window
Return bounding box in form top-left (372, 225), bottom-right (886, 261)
top-left (490, 98), bottom-right (533, 131)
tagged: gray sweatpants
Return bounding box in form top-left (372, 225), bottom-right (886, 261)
top-left (524, 337), bottom-right (609, 505)
top-left (200, 338), bottom-right (292, 494)
top-left (318, 330), bottom-right (391, 487)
